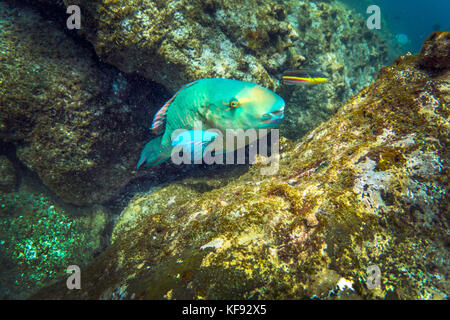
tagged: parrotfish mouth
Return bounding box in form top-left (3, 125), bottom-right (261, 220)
top-left (262, 118), bottom-right (282, 125)
top-left (261, 106), bottom-right (285, 124)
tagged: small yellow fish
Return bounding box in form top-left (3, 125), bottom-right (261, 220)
top-left (281, 70), bottom-right (328, 85)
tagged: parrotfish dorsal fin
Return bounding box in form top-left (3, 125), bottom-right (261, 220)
top-left (150, 81), bottom-right (198, 135)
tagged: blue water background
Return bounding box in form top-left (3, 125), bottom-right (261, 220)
top-left (339, 0), bottom-right (450, 53)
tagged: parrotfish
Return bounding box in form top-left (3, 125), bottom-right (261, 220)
top-left (137, 78), bottom-right (285, 168)
top-left (281, 69), bottom-right (328, 85)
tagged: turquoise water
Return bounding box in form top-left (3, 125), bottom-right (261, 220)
top-left (340, 0), bottom-right (450, 53)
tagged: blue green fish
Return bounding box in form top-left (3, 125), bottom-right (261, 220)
top-left (137, 78), bottom-right (285, 168)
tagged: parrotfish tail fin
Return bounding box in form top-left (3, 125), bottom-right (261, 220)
top-left (137, 136), bottom-right (168, 168)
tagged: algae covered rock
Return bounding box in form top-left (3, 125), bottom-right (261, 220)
top-left (0, 2), bottom-right (166, 205)
top-left (33, 33), bottom-right (449, 300)
top-left (111, 183), bottom-right (200, 243)
top-left (418, 31), bottom-right (450, 70)
top-left (41, 0), bottom-right (299, 92)
top-left (278, 0), bottom-right (392, 139)
top-left (0, 190), bottom-right (109, 299)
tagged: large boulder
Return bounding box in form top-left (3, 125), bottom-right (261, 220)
top-left (42, 0), bottom-right (299, 92)
top-left (0, 2), bottom-right (167, 205)
top-left (418, 31), bottom-right (450, 70)
top-left (0, 189), bottom-right (109, 299)
top-left (279, 0), bottom-right (393, 139)
top-left (34, 33), bottom-right (449, 300)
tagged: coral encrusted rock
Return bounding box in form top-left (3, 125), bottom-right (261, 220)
top-left (33, 33), bottom-right (449, 300)
top-left (0, 2), bottom-right (165, 205)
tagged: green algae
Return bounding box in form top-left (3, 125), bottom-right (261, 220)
top-left (375, 149), bottom-right (406, 171)
top-left (0, 191), bottom-right (107, 299)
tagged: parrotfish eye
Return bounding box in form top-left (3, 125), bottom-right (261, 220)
top-left (229, 99), bottom-right (240, 108)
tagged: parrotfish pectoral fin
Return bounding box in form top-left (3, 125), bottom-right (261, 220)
top-left (171, 130), bottom-right (218, 162)
top-left (137, 135), bottom-right (167, 168)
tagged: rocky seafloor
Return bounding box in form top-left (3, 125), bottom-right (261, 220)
top-left (0, 0), bottom-right (448, 300)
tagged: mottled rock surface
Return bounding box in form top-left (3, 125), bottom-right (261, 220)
top-left (0, 2), bottom-right (167, 205)
top-left (2, 0), bottom-right (393, 206)
top-left (0, 176), bottom-right (110, 299)
top-left (34, 33), bottom-right (449, 300)
top-left (0, 156), bottom-right (18, 192)
top-left (418, 31), bottom-right (450, 70)
top-left (38, 0), bottom-right (298, 92)
top-left (1, 0), bottom-right (398, 209)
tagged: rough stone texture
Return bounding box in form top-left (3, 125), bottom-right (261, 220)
top-left (418, 31), bottom-right (450, 70)
top-left (0, 2), bottom-right (167, 205)
top-left (45, 0), bottom-right (299, 92)
top-left (34, 34), bottom-right (449, 300)
top-left (0, 156), bottom-right (18, 192)
top-left (0, 184), bottom-right (109, 299)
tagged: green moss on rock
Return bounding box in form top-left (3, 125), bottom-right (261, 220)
top-left (0, 191), bottom-right (108, 299)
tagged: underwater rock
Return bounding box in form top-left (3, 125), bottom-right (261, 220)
top-left (30, 0), bottom-right (299, 92)
top-left (0, 2), bottom-right (163, 205)
top-left (0, 156), bottom-right (18, 193)
top-left (0, 188), bottom-right (109, 299)
top-left (418, 31), bottom-right (450, 70)
top-left (33, 33), bottom-right (449, 300)
top-left (111, 165), bottom-right (249, 242)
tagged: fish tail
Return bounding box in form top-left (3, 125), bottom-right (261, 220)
top-left (137, 136), bottom-right (169, 168)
